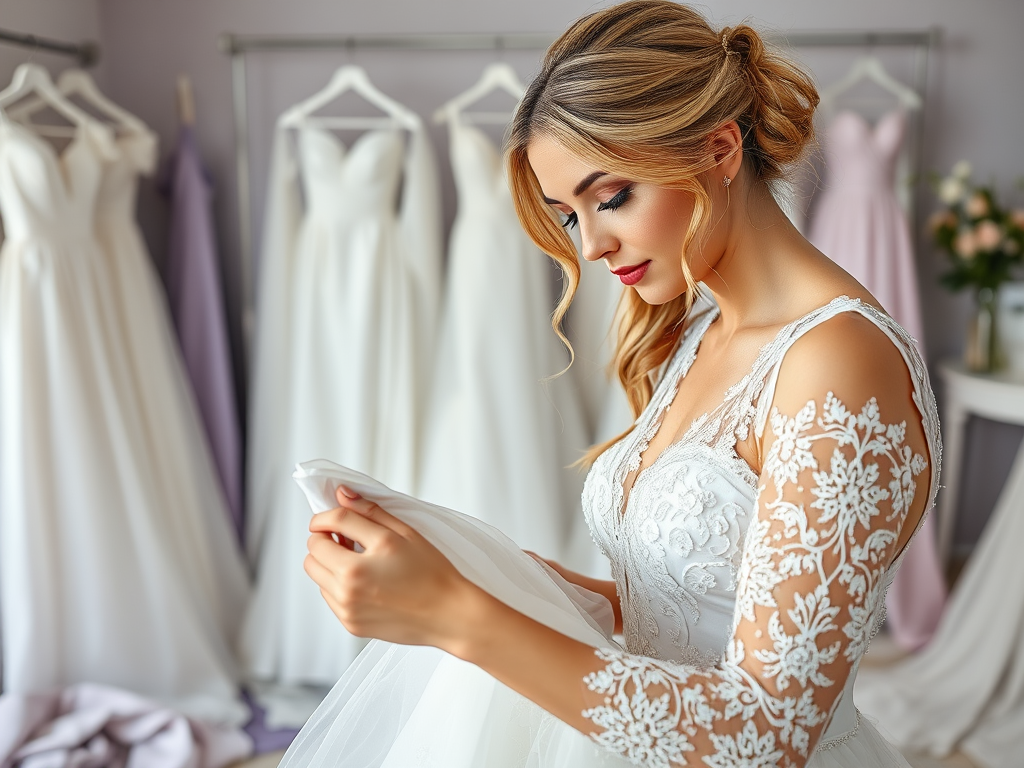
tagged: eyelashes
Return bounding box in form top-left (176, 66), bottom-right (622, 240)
top-left (560, 184), bottom-right (634, 230)
top-left (597, 185), bottom-right (633, 212)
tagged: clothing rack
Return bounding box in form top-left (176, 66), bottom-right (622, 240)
top-left (221, 28), bottom-right (940, 370)
top-left (0, 27), bottom-right (98, 67)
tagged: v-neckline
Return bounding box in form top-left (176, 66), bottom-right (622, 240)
top-left (0, 119), bottom-right (91, 201)
top-left (616, 294), bottom-right (860, 520)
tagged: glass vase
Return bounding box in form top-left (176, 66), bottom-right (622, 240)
top-left (964, 286), bottom-right (1005, 373)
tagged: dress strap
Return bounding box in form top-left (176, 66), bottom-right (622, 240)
top-left (751, 298), bottom-right (942, 512)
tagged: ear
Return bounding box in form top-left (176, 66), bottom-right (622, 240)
top-left (708, 120), bottom-right (744, 183)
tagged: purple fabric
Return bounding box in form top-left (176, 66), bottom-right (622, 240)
top-left (0, 684), bottom-right (252, 768)
top-left (162, 126), bottom-right (243, 540)
top-left (240, 691), bottom-right (299, 756)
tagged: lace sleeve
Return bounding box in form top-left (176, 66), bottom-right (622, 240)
top-left (580, 389), bottom-right (930, 767)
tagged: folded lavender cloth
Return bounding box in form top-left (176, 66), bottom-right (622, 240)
top-left (0, 684), bottom-right (252, 768)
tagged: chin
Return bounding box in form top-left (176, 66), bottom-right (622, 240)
top-left (633, 281), bottom-right (688, 306)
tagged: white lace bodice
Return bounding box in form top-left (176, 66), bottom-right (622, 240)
top-left (580, 293), bottom-right (941, 766)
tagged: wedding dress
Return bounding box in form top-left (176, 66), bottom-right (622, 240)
top-left (278, 293), bottom-right (941, 768)
top-left (243, 121), bottom-right (440, 703)
top-left (0, 118), bottom-right (248, 724)
top-left (419, 117), bottom-right (589, 563)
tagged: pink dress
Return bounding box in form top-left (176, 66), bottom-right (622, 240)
top-left (809, 109), bottom-right (945, 650)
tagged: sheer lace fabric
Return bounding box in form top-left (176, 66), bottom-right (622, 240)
top-left (580, 294), bottom-right (940, 767)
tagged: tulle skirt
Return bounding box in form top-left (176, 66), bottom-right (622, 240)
top-left (283, 460), bottom-right (911, 768)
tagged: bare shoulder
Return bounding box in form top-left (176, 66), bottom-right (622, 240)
top-left (769, 309), bottom-right (919, 421)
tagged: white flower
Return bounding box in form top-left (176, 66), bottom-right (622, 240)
top-left (939, 177), bottom-right (966, 205)
top-left (966, 193), bottom-right (990, 218)
top-left (705, 721), bottom-right (785, 768)
top-left (975, 220), bottom-right (1003, 251)
top-left (951, 160), bottom-right (972, 179)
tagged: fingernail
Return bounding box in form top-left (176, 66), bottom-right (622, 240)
top-left (338, 485), bottom-right (361, 500)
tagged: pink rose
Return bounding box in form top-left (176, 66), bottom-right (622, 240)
top-left (975, 220), bottom-right (1003, 251)
top-left (966, 193), bottom-right (990, 218)
top-left (928, 211), bottom-right (957, 233)
top-left (954, 230), bottom-right (977, 259)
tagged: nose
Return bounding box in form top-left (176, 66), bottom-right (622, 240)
top-left (579, 221), bottom-right (616, 263)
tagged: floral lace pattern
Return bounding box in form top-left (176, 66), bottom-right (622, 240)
top-left (582, 393), bottom-right (929, 766)
top-left (580, 295), bottom-right (941, 767)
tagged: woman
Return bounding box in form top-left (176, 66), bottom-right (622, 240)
top-left (294, 2), bottom-right (940, 766)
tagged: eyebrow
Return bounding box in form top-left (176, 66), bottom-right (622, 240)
top-left (542, 170), bottom-right (608, 205)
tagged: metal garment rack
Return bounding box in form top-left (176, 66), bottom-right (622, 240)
top-left (221, 28), bottom-right (939, 368)
top-left (0, 27), bottom-right (98, 67)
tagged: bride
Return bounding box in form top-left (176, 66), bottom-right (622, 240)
top-left (290, 2), bottom-right (940, 766)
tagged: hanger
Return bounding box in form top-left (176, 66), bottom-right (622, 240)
top-left (279, 65), bottom-right (419, 131)
top-left (5, 67), bottom-right (149, 136)
top-left (0, 63), bottom-right (100, 138)
top-left (819, 55), bottom-right (921, 111)
top-left (433, 62), bottom-right (525, 125)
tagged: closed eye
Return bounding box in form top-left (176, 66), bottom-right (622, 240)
top-left (597, 185), bottom-right (633, 212)
top-left (561, 212), bottom-right (579, 230)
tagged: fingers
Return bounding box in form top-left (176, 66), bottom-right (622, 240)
top-left (329, 487), bottom-right (417, 539)
top-left (310, 505), bottom-right (393, 551)
top-left (306, 531), bottom-right (355, 567)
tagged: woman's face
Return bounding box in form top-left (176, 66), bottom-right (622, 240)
top-left (527, 133), bottom-right (703, 306)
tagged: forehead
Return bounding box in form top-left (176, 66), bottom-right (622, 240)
top-left (526, 133), bottom-right (601, 200)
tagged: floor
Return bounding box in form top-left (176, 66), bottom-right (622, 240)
top-left (230, 634), bottom-right (979, 768)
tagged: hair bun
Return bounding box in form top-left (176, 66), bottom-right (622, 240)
top-left (722, 23), bottom-right (818, 181)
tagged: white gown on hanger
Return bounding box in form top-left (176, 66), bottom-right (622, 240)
top-left (419, 117), bottom-right (589, 564)
top-left (243, 122), bottom-right (440, 707)
top-left (278, 293), bottom-right (941, 768)
top-left (0, 118), bottom-right (249, 725)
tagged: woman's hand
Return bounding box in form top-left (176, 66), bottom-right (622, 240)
top-left (304, 486), bottom-right (479, 651)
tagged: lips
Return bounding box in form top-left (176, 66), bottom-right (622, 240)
top-left (611, 260), bottom-right (651, 286)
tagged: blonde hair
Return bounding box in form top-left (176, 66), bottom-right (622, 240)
top-left (506, 0), bottom-right (818, 464)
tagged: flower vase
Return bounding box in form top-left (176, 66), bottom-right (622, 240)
top-left (965, 287), bottom-right (1005, 373)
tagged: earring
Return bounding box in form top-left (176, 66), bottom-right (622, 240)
top-left (722, 175), bottom-right (732, 187)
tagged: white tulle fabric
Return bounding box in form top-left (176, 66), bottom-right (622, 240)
top-left (278, 294), bottom-right (940, 768)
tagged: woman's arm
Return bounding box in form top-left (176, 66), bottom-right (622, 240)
top-left (526, 553), bottom-right (622, 634)
top-left (305, 318), bottom-right (933, 767)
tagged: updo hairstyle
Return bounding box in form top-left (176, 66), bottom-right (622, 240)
top-left (505, 0), bottom-right (819, 462)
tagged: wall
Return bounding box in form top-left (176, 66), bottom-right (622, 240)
top-left (9, 0), bottom-right (1023, 551)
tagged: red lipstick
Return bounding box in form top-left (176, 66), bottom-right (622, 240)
top-left (612, 261), bottom-right (651, 286)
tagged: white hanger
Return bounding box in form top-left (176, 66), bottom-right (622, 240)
top-left (433, 63), bottom-right (525, 125)
top-left (0, 63), bottom-right (99, 137)
top-left (280, 65), bottom-right (419, 131)
top-left (819, 55), bottom-right (921, 111)
top-left (5, 67), bottom-right (148, 137)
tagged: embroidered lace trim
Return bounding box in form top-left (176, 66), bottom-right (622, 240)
top-left (581, 391), bottom-right (930, 767)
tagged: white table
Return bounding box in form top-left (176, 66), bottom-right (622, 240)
top-left (936, 360), bottom-right (1024, 565)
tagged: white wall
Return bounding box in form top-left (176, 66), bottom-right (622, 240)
top-left (5, 0), bottom-right (1021, 550)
